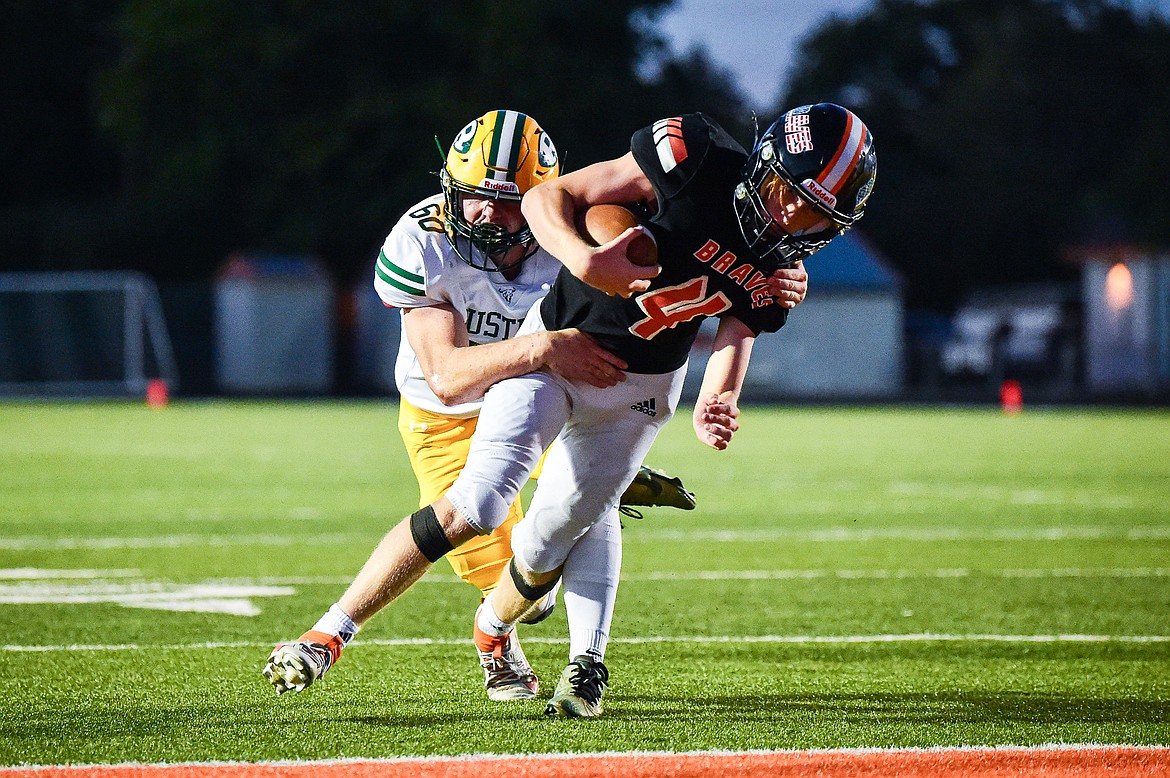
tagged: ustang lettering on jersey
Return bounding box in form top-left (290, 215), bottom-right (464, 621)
top-left (693, 239), bottom-right (774, 308)
top-left (466, 308), bottom-right (524, 340)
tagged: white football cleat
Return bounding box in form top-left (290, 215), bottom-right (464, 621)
top-left (473, 606), bottom-right (538, 701)
top-left (544, 655), bottom-right (609, 718)
top-left (263, 630), bottom-right (343, 695)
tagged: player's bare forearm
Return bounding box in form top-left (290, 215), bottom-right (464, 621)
top-left (405, 306), bottom-right (626, 405)
top-left (519, 178), bottom-right (593, 276)
top-left (693, 316), bottom-right (754, 450)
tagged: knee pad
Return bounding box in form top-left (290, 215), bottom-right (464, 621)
top-left (509, 558), bottom-right (560, 601)
top-left (409, 505), bottom-right (453, 562)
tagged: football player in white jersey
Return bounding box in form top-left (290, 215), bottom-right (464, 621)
top-left (373, 109), bottom-right (650, 700)
top-left (262, 109), bottom-right (812, 704)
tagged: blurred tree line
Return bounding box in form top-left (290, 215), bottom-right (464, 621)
top-left (1, 0), bottom-right (743, 287)
top-left (783, 0), bottom-right (1170, 308)
top-left (3, 0), bottom-right (1169, 310)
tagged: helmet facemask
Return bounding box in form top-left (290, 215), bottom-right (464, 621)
top-left (734, 154), bottom-right (844, 268)
top-left (441, 172), bottom-right (538, 273)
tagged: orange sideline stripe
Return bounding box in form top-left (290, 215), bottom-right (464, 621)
top-left (4, 746), bottom-right (1169, 778)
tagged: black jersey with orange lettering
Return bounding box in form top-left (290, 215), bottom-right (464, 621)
top-left (538, 113), bottom-right (789, 374)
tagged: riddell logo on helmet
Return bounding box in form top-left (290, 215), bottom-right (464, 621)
top-left (802, 179), bottom-right (838, 210)
top-left (479, 179), bottom-right (520, 195)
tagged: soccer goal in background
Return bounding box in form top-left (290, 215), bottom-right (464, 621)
top-left (0, 271), bottom-right (179, 398)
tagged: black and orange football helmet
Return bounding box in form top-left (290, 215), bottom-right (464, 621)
top-left (735, 102), bottom-right (876, 267)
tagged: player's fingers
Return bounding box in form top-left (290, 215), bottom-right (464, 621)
top-left (715, 392), bottom-right (740, 417)
top-left (703, 405), bottom-right (733, 421)
top-left (770, 286), bottom-right (801, 306)
top-left (705, 432), bottom-right (729, 451)
top-left (592, 362), bottom-right (625, 384)
top-left (702, 410), bottom-right (729, 426)
top-left (703, 392), bottom-right (726, 409)
top-left (567, 359), bottom-right (621, 388)
top-left (575, 349), bottom-right (625, 384)
top-left (702, 421), bottom-right (731, 441)
top-left (589, 345), bottom-right (628, 370)
top-left (584, 372), bottom-right (621, 388)
top-left (771, 262), bottom-right (807, 281)
top-left (767, 273), bottom-right (807, 301)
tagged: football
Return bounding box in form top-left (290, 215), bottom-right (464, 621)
top-left (578, 204), bottom-right (658, 266)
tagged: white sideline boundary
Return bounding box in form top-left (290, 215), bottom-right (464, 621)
top-left (4, 632), bottom-right (1169, 653)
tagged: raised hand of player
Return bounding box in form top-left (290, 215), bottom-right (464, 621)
top-left (539, 328), bottom-right (628, 388)
top-left (578, 228), bottom-right (661, 298)
top-left (693, 390), bottom-right (740, 450)
top-left (767, 260), bottom-right (808, 309)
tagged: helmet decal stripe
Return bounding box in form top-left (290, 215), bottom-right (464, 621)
top-left (486, 110), bottom-right (510, 179)
top-left (652, 117), bottom-right (688, 173)
top-left (505, 113), bottom-right (529, 183)
top-left (819, 110), bottom-right (866, 194)
top-left (486, 110), bottom-right (524, 183)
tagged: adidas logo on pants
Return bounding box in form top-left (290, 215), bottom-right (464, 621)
top-left (630, 398), bottom-right (657, 417)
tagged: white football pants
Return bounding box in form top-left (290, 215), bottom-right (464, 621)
top-left (447, 363), bottom-right (686, 569)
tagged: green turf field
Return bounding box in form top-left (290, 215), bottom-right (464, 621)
top-left (1, 400), bottom-right (1168, 765)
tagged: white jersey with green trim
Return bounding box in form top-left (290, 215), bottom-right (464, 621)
top-left (373, 193), bottom-right (562, 417)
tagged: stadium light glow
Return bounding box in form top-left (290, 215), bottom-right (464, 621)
top-left (1105, 262), bottom-right (1135, 313)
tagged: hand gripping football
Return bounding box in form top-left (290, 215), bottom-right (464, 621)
top-left (578, 204), bottom-right (658, 266)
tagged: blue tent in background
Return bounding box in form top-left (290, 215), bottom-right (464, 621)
top-left (804, 232), bottom-right (901, 291)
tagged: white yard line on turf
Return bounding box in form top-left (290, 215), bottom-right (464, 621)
top-left (0, 534), bottom-right (371, 550)
top-left (0, 568), bottom-right (142, 579)
top-left (4, 524), bottom-right (1168, 550)
top-left (218, 567), bottom-right (1170, 584)
top-left (4, 633), bottom-right (1169, 652)
top-left (5, 567), bottom-right (1169, 589)
top-left (630, 525), bottom-right (1170, 542)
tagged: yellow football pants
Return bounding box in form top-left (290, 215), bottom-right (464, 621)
top-left (398, 399), bottom-right (540, 595)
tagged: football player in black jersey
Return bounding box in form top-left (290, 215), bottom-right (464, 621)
top-left (483, 103), bottom-right (874, 715)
